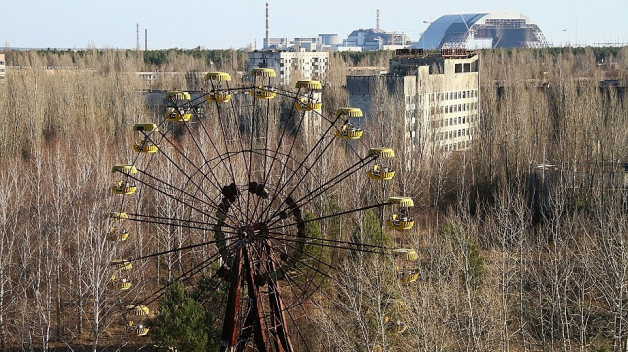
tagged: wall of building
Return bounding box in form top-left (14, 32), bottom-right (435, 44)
top-left (347, 53), bottom-right (480, 155)
top-left (247, 50), bottom-right (329, 86)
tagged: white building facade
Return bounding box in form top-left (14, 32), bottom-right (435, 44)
top-left (347, 49), bottom-right (480, 154)
top-left (247, 50), bottom-right (330, 86)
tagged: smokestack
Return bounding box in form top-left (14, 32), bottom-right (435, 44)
top-left (265, 3), bottom-right (270, 50)
top-left (145, 29), bottom-right (148, 51)
top-left (376, 9), bottom-right (380, 30)
top-left (136, 23), bottom-right (140, 50)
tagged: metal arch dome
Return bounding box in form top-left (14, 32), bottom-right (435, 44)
top-left (412, 11), bottom-right (548, 50)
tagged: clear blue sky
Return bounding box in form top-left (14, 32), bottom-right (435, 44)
top-left (1, 0), bottom-right (626, 50)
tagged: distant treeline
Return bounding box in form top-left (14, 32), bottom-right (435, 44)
top-left (4, 46), bottom-right (625, 71)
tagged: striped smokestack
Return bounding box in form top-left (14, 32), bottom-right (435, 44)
top-left (265, 3), bottom-right (269, 50)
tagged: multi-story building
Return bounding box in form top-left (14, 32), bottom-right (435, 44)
top-left (347, 49), bottom-right (480, 154)
top-left (0, 53), bottom-right (5, 82)
top-left (247, 50), bottom-right (329, 86)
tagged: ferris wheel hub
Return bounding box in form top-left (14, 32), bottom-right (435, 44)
top-left (237, 222), bottom-right (270, 243)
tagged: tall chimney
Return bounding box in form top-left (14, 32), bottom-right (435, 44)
top-left (136, 23), bottom-right (140, 50)
top-left (145, 29), bottom-right (148, 51)
top-left (265, 3), bottom-right (270, 50)
top-left (376, 9), bottom-right (380, 30)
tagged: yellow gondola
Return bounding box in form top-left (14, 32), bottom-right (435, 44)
top-left (109, 275), bottom-right (132, 290)
top-left (392, 248), bottom-right (418, 262)
top-left (127, 321), bottom-right (149, 336)
top-left (109, 212), bottom-right (129, 220)
top-left (133, 123), bottom-right (158, 132)
top-left (250, 68), bottom-right (276, 78)
top-left (367, 164), bottom-right (395, 180)
top-left (111, 164), bottom-right (137, 175)
top-left (250, 69), bottom-right (276, 99)
top-left (294, 80), bottom-right (322, 111)
top-left (250, 86), bottom-right (276, 99)
top-left (205, 72), bottom-right (232, 103)
top-left (336, 107), bottom-right (363, 118)
top-left (111, 259), bottom-right (132, 270)
top-left (164, 92), bottom-right (192, 121)
top-left (336, 123), bottom-right (363, 139)
top-left (133, 139), bottom-right (158, 154)
top-left (165, 91), bottom-right (191, 101)
top-left (385, 196), bottom-right (414, 230)
top-left (206, 90), bottom-right (232, 103)
top-left (295, 80), bottom-right (322, 90)
top-left (399, 271), bottom-right (419, 284)
top-left (164, 107), bottom-right (192, 122)
top-left (106, 226), bottom-right (129, 242)
top-left (127, 305), bottom-right (150, 316)
top-left (136, 326), bottom-right (149, 336)
top-left (367, 148), bottom-right (395, 180)
top-left (206, 72), bottom-right (231, 82)
top-left (335, 108), bottom-right (364, 139)
top-left (112, 181), bottom-right (137, 195)
top-left (295, 97), bottom-right (322, 112)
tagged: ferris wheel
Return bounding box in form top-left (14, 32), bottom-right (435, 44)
top-left (107, 68), bottom-right (417, 351)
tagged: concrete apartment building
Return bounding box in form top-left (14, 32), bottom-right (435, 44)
top-left (347, 49), bottom-right (480, 154)
top-left (247, 50), bottom-right (329, 86)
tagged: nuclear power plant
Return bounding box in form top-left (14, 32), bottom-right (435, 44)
top-left (258, 4), bottom-right (547, 52)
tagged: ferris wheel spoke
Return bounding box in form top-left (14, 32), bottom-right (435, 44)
top-left (129, 171), bottom-right (228, 224)
top-left (256, 112), bottom-right (344, 224)
top-left (265, 237), bottom-right (335, 280)
top-left (268, 201), bottom-right (388, 236)
top-left (128, 214), bottom-right (239, 234)
top-left (257, 242), bottom-right (324, 308)
top-left (264, 157), bottom-right (375, 227)
top-left (201, 93), bottom-right (249, 201)
top-left (129, 236), bottom-right (238, 263)
top-left (156, 130), bottom-right (237, 210)
top-left (268, 231), bottom-right (386, 258)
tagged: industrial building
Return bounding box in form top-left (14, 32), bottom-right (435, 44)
top-left (413, 11), bottom-right (548, 49)
top-left (347, 49), bottom-right (480, 154)
top-left (343, 28), bottom-right (410, 51)
top-left (247, 50), bottom-right (329, 86)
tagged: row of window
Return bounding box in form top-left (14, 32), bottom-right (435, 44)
top-left (430, 102), bottom-right (478, 116)
top-left (435, 128), bottom-right (473, 142)
top-left (442, 140), bottom-right (472, 152)
top-left (405, 89), bottom-right (479, 106)
top-left (431, 114), bottom-right (478, 129)
top-left (428, 89), bottom-right (478, 102)
top-left (445, 102), bottom-right (479, 114)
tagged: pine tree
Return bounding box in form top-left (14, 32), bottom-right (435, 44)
top-left (149, 281), bottom-right (208, 352)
